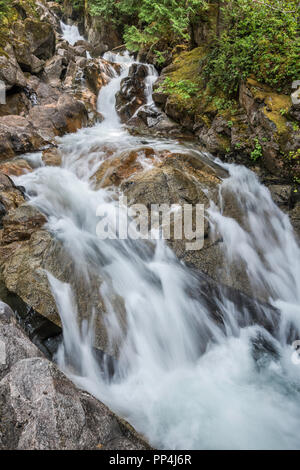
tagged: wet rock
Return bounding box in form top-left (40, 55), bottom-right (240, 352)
top-left (109, 150), bottom-right (264, 298)
top-left (116, 64), bottom-right (149, 123)
top-left (26, 75), bottom-right (61, 106)
top-left (128, 105), bottom-right (183, 136)
top-left (0, 173), bottom-right (25, 216)
top-left (0, 45), bottom-right (26, 91)
top-left (1, 204), bottom-right (47, 244)
top-left (28, 94), bottom-right (88, 139)
top-left (42, 147), bottom-right (62, 167)
top-left (0, 115), bottom-right (47, 160)
top-left (0, 159), bottom-right (33, 177)
top-left (94, 148), bottom-right (168, 188)
top-left (119, 152), bottom-right (223, 251)
top-left (84, 59), bottom-right (119, 95)
top-left (73, 45), bottom-right (88, 58)
top-left (0, 202), bottom-right (111, 352)
top-left (0, 307), bottom-right (148, 450)
top-left (44, 56), bottom-right (65, 86)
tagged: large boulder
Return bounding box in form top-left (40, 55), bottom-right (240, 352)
top-left (14, 18), bottom-right (56, 61)
top-left (28, 94), bottom-right (88, 139)
top-left (13, 43), bottom-right (45, 75)
top-left (84, 59), bottom-right (119, 95)
top-left (0, 45), bottom-right (26, 91)
top-left (0, 305), bottom-right (148, 450)
top-left (94, 149), bottom-right (270, 300)
top-left (0, 194), bottom-right (115, 353)
top-left (0, 159), bottom-right (33, 177)
top-left (26, 75), bottom-right (61, 106)
top-left (43, 55), bottom-right (64, 86)
top-left (116, 64), bottom-right (149, 123)
top-left (0, 115), bottom-right (47, 160)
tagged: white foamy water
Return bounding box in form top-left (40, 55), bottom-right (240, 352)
top-left (15, 51), bottom-right (300, 450)
top-left (60, 21), bottom-right (84, 46)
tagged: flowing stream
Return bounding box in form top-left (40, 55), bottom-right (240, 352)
top-left (15, 27), bottom-right (300, 450)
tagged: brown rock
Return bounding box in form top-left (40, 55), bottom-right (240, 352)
top-left (84, 58), bottom-right (119, 95)
top-left (0, 172), bottom-right (25, 215)
top-left (93, 148), bottom-right (160, 188)
top-left (0, 159), bottom-right (33, 177)
top-left (42, 148), bottom-right (62, 167)
top-left (1, 204), bottom-right (47, 244)
top-left (116, 64), bottom-right (148, 123)
top-left (0, 115), bottom-right (46, 160)
top-left (0, 45), bottom-right (26, 91)
top-left (28, 94), bottom-right (88, 139)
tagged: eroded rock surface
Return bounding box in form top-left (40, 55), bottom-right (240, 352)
top-left (0, 304), bottom-right (149, 450)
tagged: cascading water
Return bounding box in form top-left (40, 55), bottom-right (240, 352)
top-left (60, 21), bottom-right (84, 46)
top-left (15, 45), bottom-right (300, 449)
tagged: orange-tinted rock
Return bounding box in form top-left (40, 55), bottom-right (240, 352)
top-left (42, 148), bottom-right (62, 167)
top-left (93, 148), bottom-right (163, 188)
top-left (0, 159), bottom-right (33, 177)
top-left (1, 204), bottom-right (47, 244)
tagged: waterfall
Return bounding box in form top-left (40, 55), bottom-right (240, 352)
top-left (60, 21), bottom-right (84, 46)
top-left (15, 50), bottom-right (300, 450)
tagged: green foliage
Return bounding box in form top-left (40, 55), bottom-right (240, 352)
top-left (250, 138), bottom-right (263, 162)
top-left (71, 0), bottom-right (84, 11)
top-left (0, 0), bottom-right (11, 20)
top-left (285, 148), bottom-right (300, 161)
top-left (158, 76), bottom-right (199, 101)
top-left (89, 0), bottom-right (208, 50)
top-left (204, 0), bottom-right (300, 95)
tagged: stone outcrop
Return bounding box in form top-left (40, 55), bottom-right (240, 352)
top-left (0, 45), bottom-right (27, 91)
top-left (0, 304), bottom-right (149, 450)
top-left (28, 94), bottom-right (88, 138)
top-left (0, 0), bottom-right (122, 159)
top-left (0, 116), bottom-right (47, 161)
top-left (152, 48), bottom-right (300, 185)
top-left (116, 64), bottom-right (149, 123)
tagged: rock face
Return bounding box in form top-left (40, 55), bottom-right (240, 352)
top-left (0, 304), bottom-right (148, 450)
top-left (0, 174), bottom-right (113, 353)
top-left (0, 45), bottom-right (27, 91)
top-left (116, 64), bottom-right (149, 122)
top-left (15, 18), bottom-right (56, 61)
top-left (0, 116), bottom-right (46, 161)
top-left (84, 13), bottom-right (122, 52)
top-left (115, 64), bottom-right (184, 136)
top-left (0, 1), bottom-right (121, 159)
top-left (152, 47), bottom-right (300, 185)
top-left (28, 94), bottom-right (88, 138)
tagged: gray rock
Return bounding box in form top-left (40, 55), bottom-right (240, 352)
top-left (0, 45), bottom-right (27, 91)
top-left (0, 305), bottom-right (149, 450)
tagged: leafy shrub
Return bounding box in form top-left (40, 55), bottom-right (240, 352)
top-left (0, 0), bottom-right (11, 20)
top-left (250, 138), bottom-right (263, 162)
top-left (203, 0), bottom-right (300, 95)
